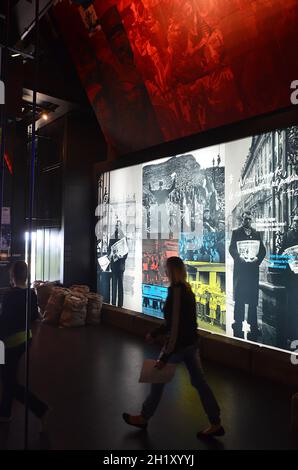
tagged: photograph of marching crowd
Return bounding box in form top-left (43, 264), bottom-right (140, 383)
top-left (142, 147), bottom-right (226, 329)
top-left (142, 151), bottom-right (225, 238)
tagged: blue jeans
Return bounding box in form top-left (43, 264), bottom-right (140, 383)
top-left (141, 344), bottom-right (221, 425)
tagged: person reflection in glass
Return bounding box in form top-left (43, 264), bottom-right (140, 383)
top-left (108, 220), bottom-right (128, 308)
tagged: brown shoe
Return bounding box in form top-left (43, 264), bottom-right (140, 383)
top-left (122, 413), bottom-right (148, 430)
top-left (197, 424), bottom-right (225, 439)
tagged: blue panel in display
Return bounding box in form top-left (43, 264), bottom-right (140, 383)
top-left (142, 284), bottom-right (168, 319)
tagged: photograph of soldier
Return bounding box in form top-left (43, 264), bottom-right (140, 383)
top-left (229, 211), bottom-right (266, 341)
top-left (108, 220), bottom-right (128, 308)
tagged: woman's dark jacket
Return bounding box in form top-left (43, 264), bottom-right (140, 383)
top-left (150, 283), bottom-right (198, 362)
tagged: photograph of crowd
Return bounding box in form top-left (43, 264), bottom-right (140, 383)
top-left (143, 149), bottom-right (225, 240)
top-left (142, 147), bottom-right (226, 329)
top-left (142, 239), bottom-right (178, 285)
top-left (179, 230), bottom-right (225, 264)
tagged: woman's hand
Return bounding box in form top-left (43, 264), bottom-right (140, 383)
top-left (155, 360), bottom-right (166, 370)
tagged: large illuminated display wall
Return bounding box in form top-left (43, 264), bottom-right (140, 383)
top-left (96, 125), bottom-right (298, 353)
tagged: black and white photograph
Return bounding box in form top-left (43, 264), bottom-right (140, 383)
top-left (96, 166), bottom-right (143, 312)
top-left (142, 148), bottom-right (225, 241)
top-left (225, 126), bottom-right (298, 350)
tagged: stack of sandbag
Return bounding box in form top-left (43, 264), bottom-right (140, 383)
top-left (33, 281), bottom-right (55, 317)
top-left (43, 287), bottom-right (70, 325)
top-left (70, 285), bottom-right (90, 295)
top-left (86, 293), bottom-right (103, 325)
top-left (60, 292), bottom-right (88, 328)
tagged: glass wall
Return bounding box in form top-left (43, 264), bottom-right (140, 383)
top-left (96, 124), bottom-right (298, 353)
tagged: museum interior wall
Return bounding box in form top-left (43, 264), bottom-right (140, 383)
top-left (1, 1), bottom-right (298, 383)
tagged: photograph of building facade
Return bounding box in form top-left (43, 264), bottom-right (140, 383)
top-left (226, 126), bottom-right (298, 350)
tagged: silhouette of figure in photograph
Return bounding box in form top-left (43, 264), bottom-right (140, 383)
top-left (108, 220), bottom-right (128, 308)
top-left (229, 211), bottom-right (266, 341)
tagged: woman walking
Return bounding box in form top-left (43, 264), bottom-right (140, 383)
top-left (123, 256), bottom-right (224, 438)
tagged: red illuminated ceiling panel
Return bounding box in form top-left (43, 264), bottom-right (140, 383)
top-left (53, 0), bottom-right (298, 156)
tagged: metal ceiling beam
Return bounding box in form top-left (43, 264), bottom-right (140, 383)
top-left (14, 0), bottom-right (53, 42)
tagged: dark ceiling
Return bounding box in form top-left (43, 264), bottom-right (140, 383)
top-left (1, 0), bottom-right (91, 121)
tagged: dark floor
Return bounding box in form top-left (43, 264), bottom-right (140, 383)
top-left (0, 323), bottom-right (297, 450)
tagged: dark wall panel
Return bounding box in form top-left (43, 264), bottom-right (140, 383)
top-left (62, 111), bottom-right (106, 288)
